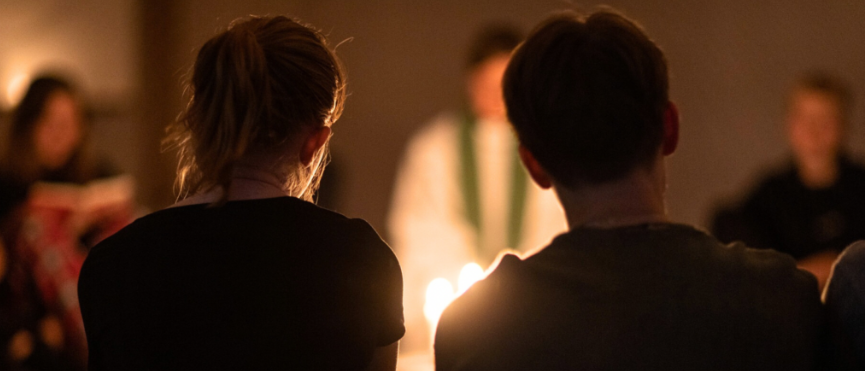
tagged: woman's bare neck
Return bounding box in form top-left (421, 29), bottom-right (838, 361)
top-left (170, 166), bottom-right (287, 208)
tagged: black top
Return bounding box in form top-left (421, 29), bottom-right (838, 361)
top-left (823, 241), bottom-right (865, 371)
top-left (78, 197), bottom-right (404, 370)
top-left (714, 157), bottom-right (865, 259)
top-left (0, 174), bottom-right (27, 223)
top-left (435, 223), bottom-right (824, 371)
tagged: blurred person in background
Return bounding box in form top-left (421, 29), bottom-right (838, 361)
top-left (79, 15), bottom-right (403, 370)
top-left (0, 238), bottom-right (73, 371)
top-left (388, 23), bottom-right (567, 353)
top-left (0, 76), bottom-right (134, 370)
top-left (435, 9), bottom-right (825, 370)
top-left (712, 72), bottom-right (865, 290)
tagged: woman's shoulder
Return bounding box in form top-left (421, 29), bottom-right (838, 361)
top-left (87, 196), bottom-right (394, 261)
top-left (248, 198), bottom-right (398, 266)
top-left (100, 196), bottom-right (390, 254)
top-left (244, 197), bottom-right (383, 237)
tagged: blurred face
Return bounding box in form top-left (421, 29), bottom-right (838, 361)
top-left (467, 53), bottom-right (511, 121)
top-left (33, 92), bottom-right (83, 170)
top-left (787, 89), bottom-right (844, 164)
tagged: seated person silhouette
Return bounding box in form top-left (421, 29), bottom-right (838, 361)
top-left (824, 241), bottom-right (865, 370)
top-left (712, 72), bottom-right (865, 290)
top-left (434, 9), bottom-right (825, 371)
top-left (78, 16), bottom-right (403, 370)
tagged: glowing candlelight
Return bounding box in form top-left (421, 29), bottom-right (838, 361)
top-left (457, 262), bottom-right (484, 294)
top-left (4, 72), bottom-right (29, 108)
top-left (424, 278), bottom-right (454, 325)
top-left (423, 277), bottom-right (454, 347)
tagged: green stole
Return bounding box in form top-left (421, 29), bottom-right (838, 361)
top-left (458, 111), bottom-right (528, 267)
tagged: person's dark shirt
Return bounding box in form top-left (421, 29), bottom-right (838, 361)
top-left (0, 173), bottom-right (28, 225)
top-left (824, 240), bottom-right (865, 370)
top-left (78, 197), bottom-right (404, 370)
top-left (435, 223), bottom-right (824, 371)
top-left (716, 157), bottom-right (865, 259)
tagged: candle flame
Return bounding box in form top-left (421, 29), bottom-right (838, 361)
top-left (457, 262), bottom-right (484, 294)
top-left (423, 278), bottom-right (454, 323)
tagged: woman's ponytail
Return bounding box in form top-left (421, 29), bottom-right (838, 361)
top-left (168, 15), bottom-right (345, 203)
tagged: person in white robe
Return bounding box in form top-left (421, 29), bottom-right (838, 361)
top-left (387, 24), bottom-right (567, 354)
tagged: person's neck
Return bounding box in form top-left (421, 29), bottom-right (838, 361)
top-left (795, 154), bottom-right (839, 189)
top-left (554, 162), bottom-right (669, 230)
top-left (171, 165), bottom-right (287, 208)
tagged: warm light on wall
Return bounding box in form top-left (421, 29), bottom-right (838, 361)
top-left (5, 71), bottom-right (31, 109)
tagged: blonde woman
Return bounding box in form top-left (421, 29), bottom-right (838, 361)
top-left (79, 16), bottom-right (403, 370)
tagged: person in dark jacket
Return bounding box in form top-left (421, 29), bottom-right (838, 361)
top-left (434, 9), bottom-right (825, 371)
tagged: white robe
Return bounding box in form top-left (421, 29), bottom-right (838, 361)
top-left (387, 112), bottom-right (567, 352)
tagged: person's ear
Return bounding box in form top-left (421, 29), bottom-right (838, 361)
top-left (662, 101), bottom-right (680, 156)
top-left (300, 126), bottom-right (332, 166)
top-left (518, 145), bottom-right (552, 189)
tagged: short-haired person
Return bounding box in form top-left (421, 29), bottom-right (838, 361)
top-left (434, 10), bottom-right (824, 371)
top-left (713, 72), bottom-right (865, 290)
top-left (78, 16), bottom-right (404, 370)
